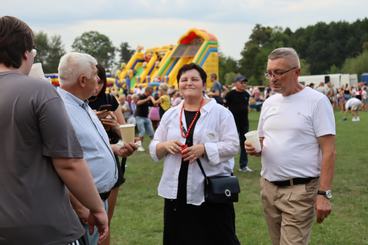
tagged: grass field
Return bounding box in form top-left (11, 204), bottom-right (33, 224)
top-left (110, 110), bottom-right (368, 245)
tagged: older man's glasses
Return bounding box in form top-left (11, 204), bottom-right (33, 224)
top-left (264, 67), bottom-right (297, 80)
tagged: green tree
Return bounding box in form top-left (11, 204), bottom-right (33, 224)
top-left (290, 18), bottom-right (368, 74)
top-left (239, 25), bottom-right (290, 85)
top-left (341, 50), bottom-right (368, 74)
top-left (46, 36), bottom-right (65, 72)
top-left (300, 59), bottom-right (311, 75)
top-left (329, 64), bottom-right (340, 74)
top-left (34, 32), bottom-right (49, 66)
top-left (118, 42), bottom-right (135, 64)
top-left (72, 31), bottom-right (115, 68)
top-left (34, 32), bottom-right (65, 73)
top-left (218, 52), bottom-right (238, 85)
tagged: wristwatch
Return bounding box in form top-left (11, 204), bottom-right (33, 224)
top-left (317, 190), bottom-right (332, 199)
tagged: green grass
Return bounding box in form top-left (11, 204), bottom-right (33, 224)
top-left (111, 111), bottom-right (368, 245)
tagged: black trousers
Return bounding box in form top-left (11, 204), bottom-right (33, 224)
top-left (163, 199), bottom-right (240, 245)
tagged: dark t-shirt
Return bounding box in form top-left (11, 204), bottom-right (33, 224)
top-left (89, 93), bottom-right (119, 112)
top-left (135, 93), bottom-right (153, 117)
top-left (89, 93), bottom-right (120, 143)
top-left (0, 72), bottom-right (84, 244)
top-left (225, 89), bottom-right (250, 131)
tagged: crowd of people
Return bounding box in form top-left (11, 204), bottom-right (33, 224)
top-left (310, 81), bottom-right (367, 121)
top-left (3, 15), bottom-right (361, 245)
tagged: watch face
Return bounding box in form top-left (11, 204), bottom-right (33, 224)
top-left (325, 190), bottom-right (333, 199)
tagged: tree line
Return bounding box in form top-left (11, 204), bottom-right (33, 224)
top-left (35, 18), bottom-right (368, 85)
top-left (221, 18), bottom-right (368, 85)
top-left (34, 31), bottom-right (135, 73)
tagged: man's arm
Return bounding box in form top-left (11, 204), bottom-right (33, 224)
top-left (53, 158), bottom-right (108, 241)
top-left (136, 96), bottom-right (152, 105)
top-left (315, 134), bottom-right (336, 224)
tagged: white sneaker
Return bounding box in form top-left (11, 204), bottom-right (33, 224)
top-left (352, 117), bottom-right (357, 122)
top-left (239, 166), bottom-right (253, 172)
top-left (356, 117), bottom-right (360, 121)
top-left (137, 146), bottom-right (145, 152)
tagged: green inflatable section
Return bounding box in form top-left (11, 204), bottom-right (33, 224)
top-left (130, 66), bottom-right (145, 89)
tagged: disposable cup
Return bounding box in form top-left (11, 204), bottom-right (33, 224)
top-left (29, 63), bottom-right (46, 80)
top-left (244, 130), bottom-right (261, 152)
top-left (119, 124), bottom-right (135, 144)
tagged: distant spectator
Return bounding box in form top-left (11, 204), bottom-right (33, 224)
top-left (208, 73), bottom-right (224, 104)
top-left (135, 86), bottom-right (155, 151)
top-left (225, 74), bottom-right (252, 172)
top-left (152, 83), bottom-right (171, 118)
top-left (343, 97), bottom-right (363, 122)
top-left (171, 91), bottom-right (183, 106)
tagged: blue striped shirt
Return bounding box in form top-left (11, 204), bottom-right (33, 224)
top-left (57, 87), bottom-right (117, 193)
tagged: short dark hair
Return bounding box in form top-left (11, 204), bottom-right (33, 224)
top-left (0, 16), bottom-right (34, 68)
top-left (177, 63), bottom-right (207, 85)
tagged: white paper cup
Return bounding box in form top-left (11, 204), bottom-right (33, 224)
top-left (119, 124), bottom-right (135, 144)
top-left (244, 130), bottom-right (261, 152)
top-left (29, 63), bottom-right (46, 80)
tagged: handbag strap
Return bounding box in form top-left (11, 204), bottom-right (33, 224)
top-left (196, 158), bottom-right (208, 180)
top-left (197, 158), bottom-right (234, 179)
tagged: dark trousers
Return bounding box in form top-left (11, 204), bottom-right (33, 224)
top-left (238, 128), bottom-right (248, 169)
top-left (163, 199), bottom-right (240, 245)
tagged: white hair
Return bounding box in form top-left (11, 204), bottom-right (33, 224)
top-left (58, 52), bottom-right (97, 85)
top-left (268, 47), bottom-right (301, 68)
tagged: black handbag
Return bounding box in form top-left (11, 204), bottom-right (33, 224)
top-left (197, 159), bottom-right (240, 203)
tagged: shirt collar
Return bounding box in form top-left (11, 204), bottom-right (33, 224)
top-left (57, 87), bottom-right (89, 108)
top-left (178, 98), bottom-right (217, 115)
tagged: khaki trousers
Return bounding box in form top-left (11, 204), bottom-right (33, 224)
top-left (260, 177), bottom-right (319, 245)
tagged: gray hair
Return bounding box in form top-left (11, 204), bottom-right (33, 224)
top-left (58, 52), bottom-right (97, 85)
top-left (268, 47), bottom-right (300, 68)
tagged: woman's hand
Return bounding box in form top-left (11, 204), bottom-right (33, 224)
top-left (163, 140), bottom-right (182, 155)
top-left (100, 111), bottom-right (119, 130)
top-left (95, 110), bottom-right (110, 120)
top-left (181, 144), bottom-right (205, 163)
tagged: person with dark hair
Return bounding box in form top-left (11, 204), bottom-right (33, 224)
top-left (246, 47), bottom-right (336, 245)
top-left (88, 64), bottom-right (128, 245)
top-left (208, 73), bottom-right (224, 105)
top-left (0, 16), bottom-right (108, 244)
top-left (225, 74), bottom-right (252, 172)
top-left (135, 86), bottom-right (155, 151)
top-left (149, 63), bottom-right (240, 245)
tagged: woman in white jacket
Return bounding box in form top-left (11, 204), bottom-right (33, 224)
top-left (149, 63), bottom-right (240, 245)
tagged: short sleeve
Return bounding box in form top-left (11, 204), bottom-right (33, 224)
top-left (312, 97), bottom-right (336, 137)
top-left (38, 95), bottom-right (83, 158)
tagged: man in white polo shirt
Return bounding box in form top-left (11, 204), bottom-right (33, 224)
top-left (246, 47), bottom-right (336, 245)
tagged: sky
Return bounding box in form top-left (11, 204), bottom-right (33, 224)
top-left (2, 0), bottom-right (368, 60)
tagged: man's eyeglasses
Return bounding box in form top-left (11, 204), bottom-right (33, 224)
top-left (264, 67), bottom-right (297, 80)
